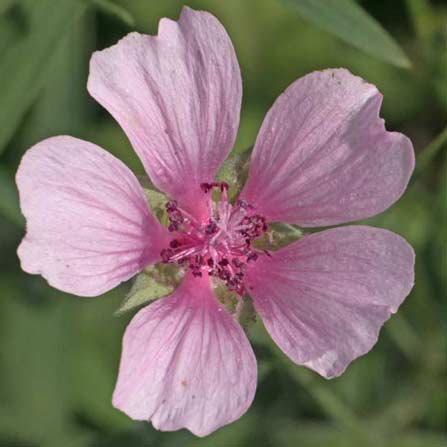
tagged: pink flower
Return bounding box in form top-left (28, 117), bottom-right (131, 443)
top-left (16, 7), bottom-right (415, 437)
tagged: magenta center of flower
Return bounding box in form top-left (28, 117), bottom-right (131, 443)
top-left (160, 182), bottom-right (268, 295)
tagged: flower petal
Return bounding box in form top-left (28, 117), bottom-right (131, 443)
top-left (245, 226), bottom-right (414, 378)
top-left (17, 136), bottom-right (169, 297)
top-left (113, 273), bottom-right (257, 437)
top-left (88, 7), bottom-right (242, 218)
top-left (241, 69), bottom-right (415, 226)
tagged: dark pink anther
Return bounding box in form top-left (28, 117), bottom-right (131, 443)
top-left (232, 258), bottom-right (242, 268)
top-left (218, 268), bottom-right (231, 281)
top-left (161, 248), bottom-right (174, 263)
top-left (200, 182), bottom-right (213, 193)
top-left (165, 200), bottom-right (177, 210)
top-left (170, 239), bottom-right (181, 248)
top-left (205, 219), bottom-right (218, 234)
top-left (168, 223), bottom-right (178, 232)
top-left (159, 184), bottom-right (268, 295)
top-left (247, 252), bottom-right (258, 263)
top-left (201, 182), bottom-right (228, 194)
top-left (236, 199), bottom-right (252, 210)
top-left (195, 255), bottom-right (205, 265)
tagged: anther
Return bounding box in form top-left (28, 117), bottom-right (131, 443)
top-left (195, 255), bottom-right (205, 265)
top-left (218, 269), bottom-right (231, 281)
top-left (170, 239), bottom-right (181, 248)
top-left (200, 182), bottom-right (213, 193)
top-left (161, 248), bottom-right (174, 263)
top-left (205, 219), bottom-right (218, 234)
top-left (236, 199), bottom-right (252, 210)
top-left (159, 187), bottom-right (268, 296)
top-left (247, 252), bottom-right (258, 263)
top-left (165, 200), bottom-right (178, 211)
top-left (232, 258), bottom-right (241, 267)
top-left (200, 182), bottom-right (229, 194)
top-left (168, 223), bottom-right (178, 232)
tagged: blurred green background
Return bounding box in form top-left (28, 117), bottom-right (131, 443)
top-left (0, 0), bottom-right (446, 446)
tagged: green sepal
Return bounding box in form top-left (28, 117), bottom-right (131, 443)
top-left (213, 282), bottom-right (257, 330)
top-left (143, 187), bottom-right (169, 226)
top-left (254, 222), bottom-right (303, 251)
top-left (236, 295), bottom-right (257, 330)
top-left (269, 222), bottom-right (303, 249)
top-left (215, 149), bottom-right (251, 201)
top-left (115, 264), bottom-right (181, 316)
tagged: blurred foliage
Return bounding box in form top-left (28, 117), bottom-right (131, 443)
top-left (0, 0), bottom-right (446, 446)
top-left (282, 0), bottom-right (411, 68)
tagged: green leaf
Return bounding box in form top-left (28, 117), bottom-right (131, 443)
top-left (90, 0), bottom-right (135, 27)
top-left (0, 0), bottom-right (87, 154)
top-left (282, 0), bottom-right (411, 68)
top-left (115, 264), bottom-right (180, 315)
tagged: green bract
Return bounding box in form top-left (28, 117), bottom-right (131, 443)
top-left (115, 264), bottom-right (180, 315)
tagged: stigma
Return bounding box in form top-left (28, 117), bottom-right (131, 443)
top-left (160, 182), bottom-right (268, 295)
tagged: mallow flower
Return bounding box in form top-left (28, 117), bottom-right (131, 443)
top-left (16, 6), bottom-right (415, 437)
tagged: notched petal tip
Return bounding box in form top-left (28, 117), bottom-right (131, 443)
top-left (241, 67), bottom-right (416, 226)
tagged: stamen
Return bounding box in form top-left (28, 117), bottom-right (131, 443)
top-left (169, 239), bottom-right (181, 248)
top-left (246, 252), bottom-right (258, 263)
top-left (200, 182), bottom-right (229, 195)
top-left (159, 184), bottom-right (269, 295)
top-left (161, 248), bottom-right (174, 263)
top-left (205, 219), bottom-right (218, 235)
top-left (200, 183), bottom-right (213, 193)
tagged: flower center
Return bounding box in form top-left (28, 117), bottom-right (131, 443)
top-left (160, 182), bottom-right (268, 295)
